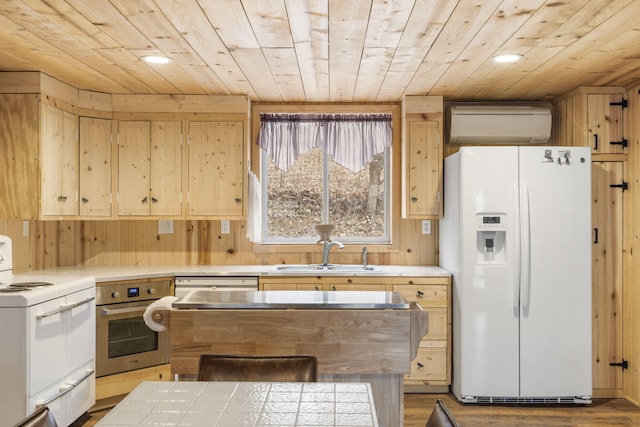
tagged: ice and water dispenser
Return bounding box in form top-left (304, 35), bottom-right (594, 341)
top-left (476, 214), bottom-right (506, 265)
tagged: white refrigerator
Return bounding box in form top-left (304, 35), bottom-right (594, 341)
top-left (440, 146), bottom-right (592, 404)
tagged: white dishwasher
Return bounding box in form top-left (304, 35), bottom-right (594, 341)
top-left (174, 276), bottom-right (258, 297)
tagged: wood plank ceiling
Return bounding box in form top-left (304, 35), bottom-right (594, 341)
top-left (0, 0), bottom-right (639, 103)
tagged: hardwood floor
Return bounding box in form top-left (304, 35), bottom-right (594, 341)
top-left (74, 393), bottom-right (640, 426)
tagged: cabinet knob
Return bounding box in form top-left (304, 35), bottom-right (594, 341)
top-left (411, 197), bottom-right (418, 203)
top-left (142, 197), bottom-right (148, 204)
top-left (331, 285), bottom-right (337, 291)
top-left (148, 288), bottom-right (156, 295)
top-left (81, 197), bottom-right (89, 204)
top-left (416, 290), bottom-right (424, 298)
top-left (111, 291), bottom-right (120, 298)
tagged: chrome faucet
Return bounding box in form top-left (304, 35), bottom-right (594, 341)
top-left (320, 240), bottom-right (344, 266)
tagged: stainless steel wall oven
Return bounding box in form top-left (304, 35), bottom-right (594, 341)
top-left (96, 278), bottom-right (172, 377)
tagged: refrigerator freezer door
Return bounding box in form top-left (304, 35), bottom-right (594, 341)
top-left (518, 147), bottom-right (592, 397)
top-left (456, 147), bottom-right (521, 398)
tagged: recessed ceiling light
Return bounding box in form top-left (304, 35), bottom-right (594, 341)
top-left (141, 55), bottom-right (172, 64)
top-left (492, 54), bottom-right (524, 63)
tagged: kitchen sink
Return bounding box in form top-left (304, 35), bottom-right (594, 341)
top-left (270, 264), bottom-right (382, 273)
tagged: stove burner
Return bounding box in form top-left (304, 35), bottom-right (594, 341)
top-left (10, 281), bottom-right (54, 288)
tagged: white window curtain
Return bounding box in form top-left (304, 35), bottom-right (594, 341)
top-left (257, 113), bottom-right (392, 173)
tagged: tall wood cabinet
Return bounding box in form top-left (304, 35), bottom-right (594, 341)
top-left (401, 95), bottom-right (443, 219)
top-left (554, 86), bottom-right (627, 396)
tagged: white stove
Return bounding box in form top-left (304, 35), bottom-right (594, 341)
top-left (0, 234), bottom-right (95, 307)
top-left (0, 234), bottom-right (96, 426)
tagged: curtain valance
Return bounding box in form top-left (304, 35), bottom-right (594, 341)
top-left (257, 113), bottom-right (392, 172)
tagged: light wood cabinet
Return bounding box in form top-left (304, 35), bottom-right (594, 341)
top-left (393, 279), bottom-right (450, 391)
top-left (259, 275), bottom-right (451, 391)
top-left (592, 161), bottom-right (625, 393)
top-left (0, 93), bottom-right (85, 220)
top-left (554, 87), bottom-right (627, 153)
top-left (79, 117), bottom-right (112, 217)
top-left (401, 95), bottom-right (443, 219)
top-left (117, 121), bottom-right (182, 217)
top-left (41, 104), bottom-right (79, 217)
top-left (187, 121), bottom-right (245, 218)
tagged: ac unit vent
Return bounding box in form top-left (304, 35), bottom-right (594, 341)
top-left (446, 104), bottom-right (552, 144)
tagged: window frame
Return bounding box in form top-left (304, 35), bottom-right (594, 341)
top-left (259, 145), bottom-right (391, 244)
top-left (250, 103), bottom-right (401, 253)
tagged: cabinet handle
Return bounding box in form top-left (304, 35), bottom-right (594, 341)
top-left (416, 290), bottom-right (424, 299)
top-left (142, 197), bottom-right (148, 204)
top-left (416, 362), bottom-right (424, 369)
top-left (411, 197), bottom-right (418, 203)
top-left (81, 197), bottom-right (89, 204)
top-left (331, 285), bottom-right (337, 291)
top-left (37, 296), bottom-right (95, 320)
top-left (37, 369), bottom-right (95, 407)
top-left (152, 197), bottom-right (158, 204)
top-left (593, 228), bottom-right (599, 244)
top-left (593, 134), bottom-right (598, 150)
top-left (57, 195), bottom-right (68, 202)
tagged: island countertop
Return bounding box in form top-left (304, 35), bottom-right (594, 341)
top-left (172, 290), bottom-right (411, 309)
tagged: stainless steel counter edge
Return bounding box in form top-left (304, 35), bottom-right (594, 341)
top-left (17, 265), bottom-right (451, 283)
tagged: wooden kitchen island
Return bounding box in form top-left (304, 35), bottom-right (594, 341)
top-left (150, 290), bottom-right (428, 427)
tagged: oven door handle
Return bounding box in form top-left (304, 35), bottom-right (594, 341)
top-left (101, 305), bottom-right (149, 316)
top-left (37, 296), bottom-right (95, 320)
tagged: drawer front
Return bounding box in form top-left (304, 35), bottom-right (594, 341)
top-left (393, 284), bottom-right (447, 307)
top-left (423, 307), bottom-right (447, 341)
top-left (405, 345), bottom-right (447, 382)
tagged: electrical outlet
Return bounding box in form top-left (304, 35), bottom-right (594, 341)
top-left (221, 220), bottom-right (230, 234)
top-left (158, 220), bottom-right (174, 234)
top-left (421, 220), bottom-right (431, 234)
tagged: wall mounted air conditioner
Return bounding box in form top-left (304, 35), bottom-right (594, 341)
top-left (446, 104), bottom-right (552, 144)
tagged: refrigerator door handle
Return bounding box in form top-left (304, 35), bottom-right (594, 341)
top-left (521, 185), bottom-right (532, 314)
top-left (513, 183), bottom-right (521, 313)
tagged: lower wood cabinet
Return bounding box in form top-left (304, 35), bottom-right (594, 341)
top-left (258, 275), bottom-right (451, 392)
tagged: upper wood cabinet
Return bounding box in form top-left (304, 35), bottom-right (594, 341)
top-left (117, 121), bottom-right (182, 217)
top-left (79, 117), bottom-right (112, 217)
top-left (187, 121), bottom-right (245, 218)
top-left (41, 104), bottom-right (79, 217)
top-left (401, 96), bottom-right (443, 219)
top-left (553, 87), bottom-right (627, 154)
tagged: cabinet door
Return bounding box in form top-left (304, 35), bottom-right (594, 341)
top-left (42, 104), bottom-right (79, 216)
top-left (150, 121), bottom-right (182, 216)
top-left (118, 121), bottom-right (151, 216)
top-left (592, 161), bottom-right (624, 391)
top-left (188, 121), bottom-right (244, 217)
top-left (79, 117), bottom-right (112, 217)
top-left (405, 121), bottom-right (440, 218)
top-left (587, 94), bottom-right (625, 154)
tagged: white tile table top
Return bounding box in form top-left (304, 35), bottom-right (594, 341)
top-left (96, 381), bottom-right (379, 427)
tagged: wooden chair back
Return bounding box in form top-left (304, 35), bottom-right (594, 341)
top-left (197, 354), bottom-right (318, 382)
top-left (425, 399), bottom-right (460, 427)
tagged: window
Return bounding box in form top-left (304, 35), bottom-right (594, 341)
top-left (258, 113), bottom-right (391, 244)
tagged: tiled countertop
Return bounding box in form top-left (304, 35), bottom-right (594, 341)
top-left (96, 381), bottom-right (379, 427)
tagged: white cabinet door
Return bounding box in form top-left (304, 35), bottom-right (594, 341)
top-left (65, 288), bottom-right (95, 373)
top-left (29, 296), bottom-right (67, 395)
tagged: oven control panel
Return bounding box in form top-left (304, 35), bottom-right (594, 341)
top-left (96, 278), bottom-right (172, 304)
